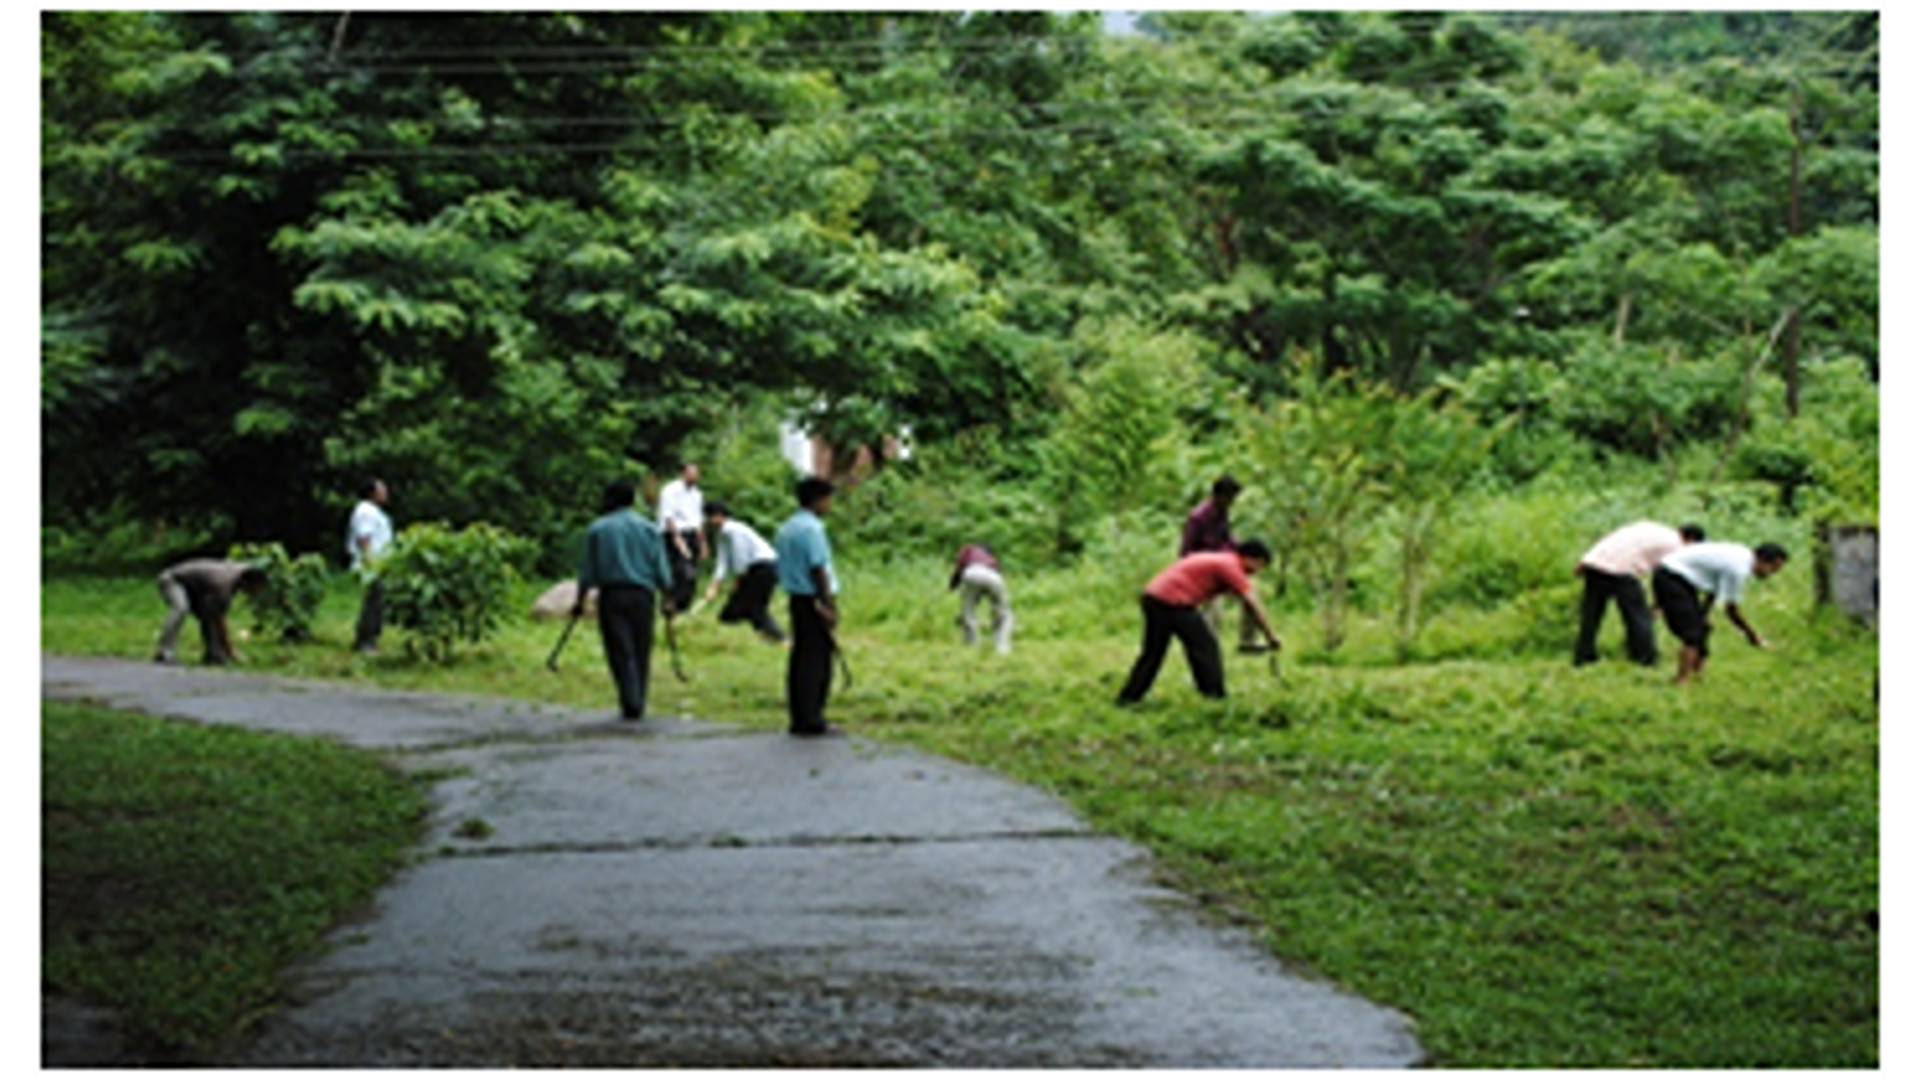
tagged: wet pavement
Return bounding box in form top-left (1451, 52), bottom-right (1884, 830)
top-left (41, 653), bottom-right (1424, 1067)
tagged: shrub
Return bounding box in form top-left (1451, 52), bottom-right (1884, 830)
top-left (1556, 341), bottom-right (1744, 461)
top-left (228, 541), bottom-right (331, 642)
top-left (379, 522), bottom-right (536, 662)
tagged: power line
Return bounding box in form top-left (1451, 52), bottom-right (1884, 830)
top-left (78, 12), bottom-right (1875, 68)
top-left (106, 59), bottom-right (1878, 168)
top-left (59, 14), bottom-right (1875, 167)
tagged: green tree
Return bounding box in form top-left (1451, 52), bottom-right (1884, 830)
top-left (1188, 13), bottom-right (1588, 392)
top-left (1245, 353), bottom-right (1397, 653)
top-left (1380, 393), bottom-right (1506, 660)
top-left (1046, 318), bottom-right (1215, 551)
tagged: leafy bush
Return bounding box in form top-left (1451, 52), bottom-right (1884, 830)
top-left (41, 511), bottom-right (226, 577)
top-left (380, 522), bottom-right (536, 662)
top-left (228, 541), bottom-right (331, 642)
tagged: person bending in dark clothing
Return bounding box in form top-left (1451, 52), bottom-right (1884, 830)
top-left (155, 558), bottom-right (268, 665)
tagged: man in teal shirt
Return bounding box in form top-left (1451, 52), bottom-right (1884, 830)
top-left (574, 478), bottom-right (676, 720)
top-left (775, 475), bottom-right (840, 736)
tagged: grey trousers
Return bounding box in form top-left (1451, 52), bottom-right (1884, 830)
top-left (956, 564), bottom-right (1013, 654)
top-left (155, 571), bottom-right (229, 664)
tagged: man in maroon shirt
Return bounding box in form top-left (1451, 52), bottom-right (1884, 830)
top-left (1180, 474), bottom-right (1267, 653)
top-left (1118, 539), bottom-right (1283, 705)
top-left (1180, 474), bottom-right (1240, 556)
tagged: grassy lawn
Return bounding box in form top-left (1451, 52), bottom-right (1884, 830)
top-left (41, 699), bottom-right (429, 1050)
top-left (41, 557), bottom-right (1878, 1066)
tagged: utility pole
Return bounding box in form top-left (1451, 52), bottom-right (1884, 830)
top-left (1783, 78), bottom-right (1804, 418)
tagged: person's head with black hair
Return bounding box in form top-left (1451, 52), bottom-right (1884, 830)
top-left (601, 478), bottom-right (637, 515)
top-left (1754, 541), bottom-right (1790, 576)
top-left (797, 475), bottom-right (836, 512)
top-left (1211, 474), bottom-right (1242, 504)
top-left (238, 565), bottom-right (270, 594)
top-left (1680, 523), bottom-right (1706, 543)
top-left (360, 477), bottom-right (388, 503)
top-left (1234, 537), bottom-right (1272, 570)
top-left (705, 499), bottom-right (731, 522)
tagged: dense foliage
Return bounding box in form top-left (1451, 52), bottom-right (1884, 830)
top-left (42, 12), bottom-right (1876, 572)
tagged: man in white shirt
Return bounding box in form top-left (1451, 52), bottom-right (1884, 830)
top-left (346, 478), bottom-right (394, 655)
top-left (1652, 540), bottom-right (1790, 685)
top-left (1574, 520), bottom-right (1703, 667)
top-left (656, 461), bottom-right (705, 610)
top-left (701, 500), bottom-right (785, 643)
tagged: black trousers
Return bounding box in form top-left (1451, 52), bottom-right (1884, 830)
top-left (787, 595), bottom-right (834, 733)
top-left (666, 528), bottom-right (698, 611)
top-left (354, 580), bottom-right (384, 651)
top-left (597, 584), bottom-right (658, 719)
top-left (1574, 566), bottom-right (1658, 666)
top-left (1118, 595), bottom-right (1225, 704)
top-left (1651, 566), bottom-right (1712, 658)
top-left (720, 562), bottom-right (785, 641)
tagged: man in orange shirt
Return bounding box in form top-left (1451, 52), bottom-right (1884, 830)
top-left (1117, 539), bottom-right (1284, 705)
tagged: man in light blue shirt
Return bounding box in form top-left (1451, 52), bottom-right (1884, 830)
top-left (775, 476), bottom-right (840, 736)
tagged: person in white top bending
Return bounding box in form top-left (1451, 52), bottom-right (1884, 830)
top-left (1652, 540), bottom-right (1789, 685)
top-left (701, 500), bottom-right (786, 643)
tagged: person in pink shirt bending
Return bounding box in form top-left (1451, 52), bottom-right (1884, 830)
top-left (949, 542), bottom-right (1013, 654)
top-left (1574, 520), bottom-right (1703, 667)
top-left (1117, 539), bottom-right (1284, 705)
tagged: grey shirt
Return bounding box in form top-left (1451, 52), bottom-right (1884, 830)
top-left (163, 559), bottom-right (253, 614)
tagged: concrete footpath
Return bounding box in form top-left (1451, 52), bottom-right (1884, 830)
top-left (42, 654), bottom-right (1423, 1067)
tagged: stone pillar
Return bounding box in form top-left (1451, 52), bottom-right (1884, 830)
top-left (1816, 524), bottom-right (1878, 628)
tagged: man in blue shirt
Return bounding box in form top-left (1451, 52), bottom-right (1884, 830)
top-left (775, 475), bottom-right (840, 736)
top-left (574, 478), bottom-right (677, 720)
